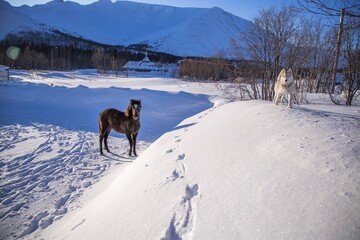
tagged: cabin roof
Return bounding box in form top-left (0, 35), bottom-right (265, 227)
top-left (0, 65), bottom-right (10, 71)
top-left (123, 55), bottom-right (176, 71)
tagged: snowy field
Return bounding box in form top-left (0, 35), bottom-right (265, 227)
top-left (0, 70), bottom-right (359, 240)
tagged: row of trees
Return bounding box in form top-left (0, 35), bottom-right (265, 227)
top-left (0, 30), bottom-right (180, 72)
top-left (228, 1), bottom-right (359, 106)
top-left (179, 52), bottom-right (230, 81)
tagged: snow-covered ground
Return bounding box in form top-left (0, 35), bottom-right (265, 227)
top-left (0, 70), bottom-right (359, 240)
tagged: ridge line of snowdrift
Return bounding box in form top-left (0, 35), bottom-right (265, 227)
top-left (33, 100), bottom-right (360, 240)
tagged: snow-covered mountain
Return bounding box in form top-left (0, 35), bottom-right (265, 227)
top-left (0, 0), bottom-right (251, 57)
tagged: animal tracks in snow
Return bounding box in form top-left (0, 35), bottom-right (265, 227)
top-left (161, 130), bottom-right (201, 239)
top-left (0, 124), bottom-right (149, 239)
top-left (165, 169), bottom-right (184, 183)
top-left (185, 184), bottom-right (199, 200)
top-left (177, 153), bottom-right (186, 161)
top-left (161, 184), bottom-right (200, 240)
top-left (166, 148), bottom-right (175, 154)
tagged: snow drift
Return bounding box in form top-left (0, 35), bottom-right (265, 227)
top-left (0, 70), bottom-right (359, 240)
top-left (36, 100), bottom-right (360, 240)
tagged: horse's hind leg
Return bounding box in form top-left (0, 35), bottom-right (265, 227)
top-left (99, 116), bottom-right (105, 155)
top-left (99, 127), bottom-right (109, 155)
top-left (99, 134), bottom-right (104, 155)
top-left (126, 133), bottom-right (133, 156)
top-left (104, 129), bottom-right (111, 152)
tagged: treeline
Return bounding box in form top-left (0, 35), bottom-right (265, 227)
top-left (179, 53), bottom-right (232, 81)
top-left (0, 30), bottom-right (180, 71)
top-left (180, 4), bottom-right (359, 106)
top-left (228, 5), bottom-right (359, 106)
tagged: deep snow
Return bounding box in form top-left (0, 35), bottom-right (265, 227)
top-left (0, 70), bottom-right (359, 240)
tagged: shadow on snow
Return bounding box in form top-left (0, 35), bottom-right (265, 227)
top-left (0, 81), bottom-right (213, 142)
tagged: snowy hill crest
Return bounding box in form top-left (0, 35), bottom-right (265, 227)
top-left (0, 0), bottom-right (252, 57)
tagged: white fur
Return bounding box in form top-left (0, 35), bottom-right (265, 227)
top-left (273, 69), bottom-right (295, 108)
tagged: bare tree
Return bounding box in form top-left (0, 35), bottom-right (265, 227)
top-left (179, 52), bottom-right (229, 82)
top-left (297, 0), bottom-right (360, 105)
top-left (341, 18), bottom-right (360, 106)
top-left (91, 47), bottom-right (106, 72)
top-left (297, 0), bottom-right (360, 17)
top-left (230, 5), bottom-right (299, 101)
top-left (289, 18), bottom-right (335, 98)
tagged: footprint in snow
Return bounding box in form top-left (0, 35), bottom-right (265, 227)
top-left (166, 148), bottom-right (175, 154)
top-left (161, 184), bottom-right (200, 240)
top-left (177, 154), bottom-right (185, 161)
top-left (166, 170), bottom-right (183, 182)
top-left (185, 184), bottom-right (199, 200)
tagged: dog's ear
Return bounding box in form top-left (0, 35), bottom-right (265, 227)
top-left (287, 68), bottom-right (293, 74)
top-left (280, 69), bottom-right (286, 76)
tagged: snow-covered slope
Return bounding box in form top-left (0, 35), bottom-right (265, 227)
top-left (36, 95), bottom-right (360, 240)
top-left (1, 70), bottom-right (359, 239)
top-left (0, 1), bottom-right (39, 36)
top-left (0, 0), bottom-right (251, 56)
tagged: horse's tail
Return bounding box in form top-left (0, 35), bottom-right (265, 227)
top-left (98, 112), bottom-right (103, 135)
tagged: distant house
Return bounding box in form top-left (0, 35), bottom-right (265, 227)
top-left (0, 65), bottom-right (10, 80)
top-left (123, 53), bottom-right (177, 74)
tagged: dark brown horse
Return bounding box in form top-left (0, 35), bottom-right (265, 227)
top-left (99, 99), bottom-right (141, 156)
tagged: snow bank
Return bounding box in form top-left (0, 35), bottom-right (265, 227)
top-left (1, 70), bottom-right (359, 240)
top-left (37, 100), bottom-right (360, 240)
top-left (0, 71), bottom-right (218, 239)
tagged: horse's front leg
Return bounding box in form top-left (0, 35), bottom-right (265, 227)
top-left (132, 133), bottom-right (138, 156)
top-left (126, 133), bottom-right (133, 156)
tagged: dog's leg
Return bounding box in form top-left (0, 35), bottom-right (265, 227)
top-left (288, 93), bottom-right (292, 108)
top-left (274, 92), bottom-right (280, 105)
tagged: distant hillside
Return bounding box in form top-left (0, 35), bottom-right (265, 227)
top-left (0, 0), bottom-right (251, 57)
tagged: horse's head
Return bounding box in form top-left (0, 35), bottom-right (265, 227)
top-left (129, 99), bottom-right (142, 120)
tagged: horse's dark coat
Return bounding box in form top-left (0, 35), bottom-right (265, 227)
top-left (99, 99), bottom-right (141, 156)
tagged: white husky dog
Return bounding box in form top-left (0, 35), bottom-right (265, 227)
top-left (273, 68), bottom-right (295, 108)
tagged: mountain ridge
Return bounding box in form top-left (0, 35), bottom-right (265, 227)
top-left (0, 0), bottom-right (251, 57)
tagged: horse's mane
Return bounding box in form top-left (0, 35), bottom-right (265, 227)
top-left (124, 99), bottom-right (141, 117)
top-left (124, 104), bottom-right (132, 117)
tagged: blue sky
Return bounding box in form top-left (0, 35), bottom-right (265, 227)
top-left (6, 0), bottom-right (298, 20)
